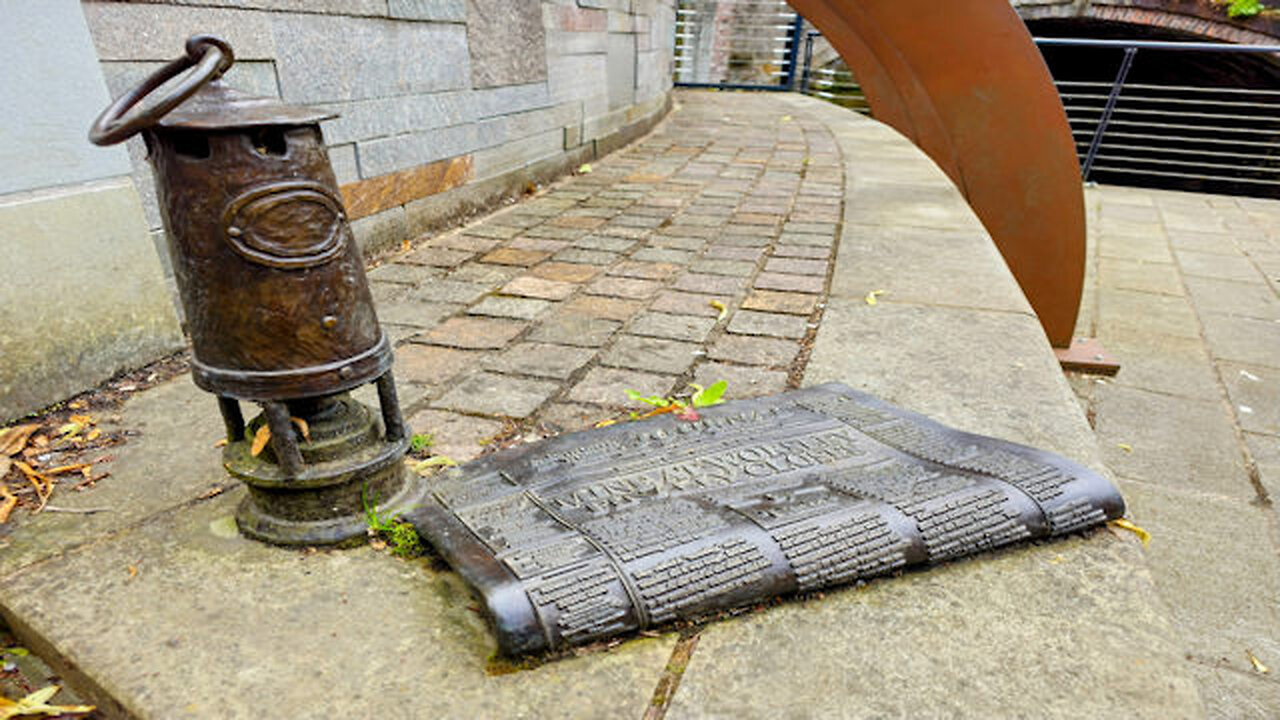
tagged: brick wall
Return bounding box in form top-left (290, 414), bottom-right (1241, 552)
top-left (81, 0), bottom-right (676, 259)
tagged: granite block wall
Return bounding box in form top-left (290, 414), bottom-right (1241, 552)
top-left (81, 0), bottom-right (676, 258)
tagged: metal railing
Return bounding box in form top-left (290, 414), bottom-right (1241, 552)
top-left (798, 31), bottom-right (869, 112)
top-left (1034, 37), bottom-right (1280, 191)
top-left (788, 33), bottom-right (1280, 194)
top-left (673, 0), bottom-right (804, 90)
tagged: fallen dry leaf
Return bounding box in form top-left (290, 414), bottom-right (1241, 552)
top-left (864, 289), bottom-right (886, 306)
top-left (1247, 649), bottom-right (1270, 674)
top-left (127, 565), bottom-right (139, 579)
top-left (1117, 442), bottom-right (1133, 453)
top-left (290, 416), bottom-right (311, 442)
top-left (43, 463), bottom-right (90, 477)
top-left (13, 462), bottom-right (51, 511)
top-left (0, 685), bottom-right (95, 719)
top-left (86, 428), bottom-right (102, 441)
top-left (250, 424), bottom-right (271, 457)
top-left (709, 299), bottom-right (728, 320)
top-left (413, 456), bottom-right (458, 475)
top-left (1108, 518), bottom-right (1151, 548)
top-left (198, 486), bottom-right (225, 500)
top-left (0, 424), bottom-right (40, 457)
top-left (594, 419), bottom-right (617, 428)
top-left (0, 484), bottom-right (16, 525)
top-left (213, 438), bottom-right (228, 449)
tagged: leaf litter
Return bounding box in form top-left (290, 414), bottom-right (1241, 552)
top-left (0, 351), bottom-right (188, 525)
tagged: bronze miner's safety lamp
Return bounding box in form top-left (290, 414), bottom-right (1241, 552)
top-left (90, 35), bottom-right (425, 545)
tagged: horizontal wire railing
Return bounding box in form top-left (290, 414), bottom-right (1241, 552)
top-left (1034, 37), bottom-right (1280, 193)
top-left (672, 0), bottom-right (803, 90)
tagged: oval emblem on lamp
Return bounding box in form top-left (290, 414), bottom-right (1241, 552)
top-left (222, 180), bottom-right (346, 269)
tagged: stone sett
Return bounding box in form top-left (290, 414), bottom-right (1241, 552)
top-left (528, 311), bottom-right (622, 347)
top-left (448, 263), bottom-right (522, 286)
top-left (585, 277), bottom-right (665, 299)
top-left (524, 225), bottom-right (587, 241)
top-left (602, 335), bottom-right (701, 374)
top-left (707, 334), bottom-right (801, 366)
top-left (703, 245), bottom-right (765, 262)
top-left (480, 247), bottom-right (551, 266)
top-left (608, 261), bottom-right (681, 280)
top-left (562, 296), bottom-right (644, 322)
top-left (403, 246), bottom-right (475, 268)
top-left (408, 280), bottom-right (492, 305)
top-left (468, 296), bottom-right (554, 321)
top-left (406, 409), bottom-right (506, 464)
top-left (463, 224), bottom-right (522, 240)
top-left (693, 361), bottom-right (789, 397)
top-left (599, 225), bottom-right (651, 240)
top-left (500, 276), bottom-right (579, 301)
top-left (727, 310), bottom-right (809, 339)
top-left (650, 289), bottom-right (731, 318)
top-left (432, 371), bottom-right (559, 419)
top-left (509, 237), bottom-right (571, 253)
top-left (549, 215), bottom-right (607, 229)
top-left (765, 257), bottom-right (828, 276)
top-left (742, 290), bottom-right (818, 316)
top-left (576, 235), bottom-right (640, 252)
top-left (568, 366), bottom-right (676, 406)
top-left (367, 263), bottom-right (444, 285)
top-left (554, 248), bottom-right (620, 265)
top-left (673, 273), bottom-right (750, 295)
top-left (628, 311), bottom-right (718, 343)
top-left (532, 261), bottom-right (602, 283)
top-left (713, 234), bottom-right (772, 248)
top-left (376, 300), bottom-right (462, 329)
top-left (393, 344), bottom-right (483, 389)
top-left (754, 272), bottom-right (825, 294)
top-left (777, 232), bottom-right (836, 248)
top-left (537, 402), bottom-right (611, 434)
top-left (652, 235), bottom-right (707, 251)
top-left (417, 316), bottom-right (526, 349)
top-left (690, 258), bottom-right (757, 277)
top-left (484, 342), bottom-right (597, 380)
top-left (633, 247), bottom-right (696, 264)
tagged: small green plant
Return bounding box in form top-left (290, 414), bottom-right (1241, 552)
top-left (408, 432), bottom-right (434, 455)
top-left (362, 487), bottom-right (423, 558)
top-left (1226, 0), bottom-right (1264, 18)
top-left (624, 380), bottom-right (728, 422)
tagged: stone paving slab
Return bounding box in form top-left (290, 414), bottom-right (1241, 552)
top-left (1069, 183), bottom-right (1280, 713)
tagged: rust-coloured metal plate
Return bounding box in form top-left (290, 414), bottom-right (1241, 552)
top-left (787, 0), bottom-right (1087, 347)
top-left (408, 384), bottom-right (1123, 655)
top-left (1055, 338), bottom-right (1121, 375)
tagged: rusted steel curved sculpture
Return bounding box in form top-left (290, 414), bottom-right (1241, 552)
top-left (789, 0), bottom-right (1085, 347)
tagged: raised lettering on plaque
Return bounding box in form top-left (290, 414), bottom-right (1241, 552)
top-left (407, 383), bottom-right (1124, 655)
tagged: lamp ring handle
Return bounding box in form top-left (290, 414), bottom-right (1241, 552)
top-left (89, 34), bottom-right (234, 146)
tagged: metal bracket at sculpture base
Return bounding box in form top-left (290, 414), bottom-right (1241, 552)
top-left (407, 383), bottom-right (1124, 656)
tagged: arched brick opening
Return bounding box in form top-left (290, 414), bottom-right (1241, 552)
top-left (1012, 0), bottom-right (1280, 44)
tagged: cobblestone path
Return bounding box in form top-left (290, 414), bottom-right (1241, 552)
top-left (365, 91), bottom-right (844, 461)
